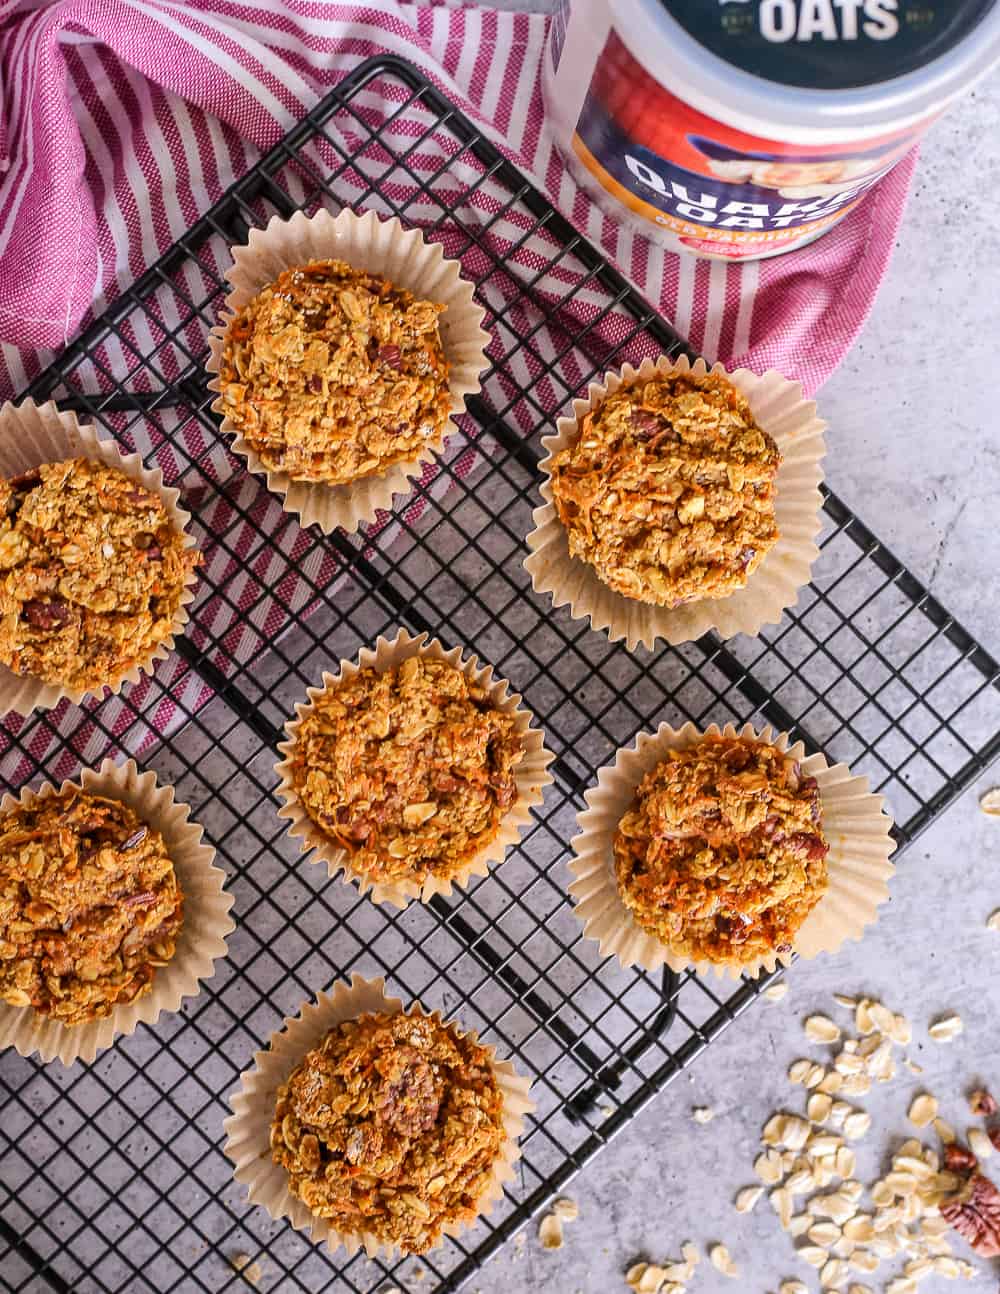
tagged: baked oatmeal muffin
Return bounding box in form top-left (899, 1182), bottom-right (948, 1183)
top-left (287, 656), bottom-right (525, 889)
top-left (0, 789), bottom-right (184, 1024)
top-left (0, 458), bottom-right (198, 692)
top-left (549, 370), bottom-right (780, 607)
top-left (613, 736), bottom-right (828, 964)
top-left (217, 259), bottom-right (452, 485)
top-left (271, 1010), bottom-right (506, 1253)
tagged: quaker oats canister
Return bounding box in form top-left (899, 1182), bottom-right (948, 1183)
top-left (543, 0), bottom-right (1000, 260)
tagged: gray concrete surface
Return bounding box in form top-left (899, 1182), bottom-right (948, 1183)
top-left (463, 52), bottom-right (1000, 1294)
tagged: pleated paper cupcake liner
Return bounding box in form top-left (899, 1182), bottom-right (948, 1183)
top-left (205, 207), bottom-right (491, 534)
top-left (274, 629), bottom-right (554, 907)
top-left (568, 721), bottom-right (895, 980)
top-left (0, 400), bottom-right (200, 715)
top-left (524, 353), bottom-right (826, 650)
top-left (223, 974), bottom-right (534, 1259)
top-left (0, 758), bottom-right (234, 1065)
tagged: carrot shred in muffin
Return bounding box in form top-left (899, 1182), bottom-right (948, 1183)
top-left (0, 790), bottom-right (183, 1024)
top-left (549, 370), bottom-right (780, 607)
top-left (613, 735), bottom-right (828, 963)
top-left (0, 458), bottom-right (199, 691)
top-left (218, 259), bottom-right (452, 485)
top-left (271, 1011), bottom-right (506, 1253)
top-left (289, 656), bottom-right (525, 888)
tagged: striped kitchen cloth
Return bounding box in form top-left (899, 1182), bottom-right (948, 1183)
top-left (0, 0), bottom-right (916, 399)
top-left (0, 0), bottom-right (916, 786)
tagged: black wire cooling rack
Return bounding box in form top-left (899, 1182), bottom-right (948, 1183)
top-left (3, 53), bottom-right (1000, 1294)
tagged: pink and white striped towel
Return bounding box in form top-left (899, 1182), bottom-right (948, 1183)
top-left (0, 0), bottom-right (916, 787)
top-left (0, 0), bottom-right (915, 402)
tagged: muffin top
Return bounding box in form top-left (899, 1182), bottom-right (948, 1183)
top-left (0, 789), bottom-right (183, 1025)
top-left (549, 371), bottom-right (780, 607)
top-left (289, 656), bottom-right (525, 889)
top-left (271, 1011), bottom-right (506, 1253)
top-left (0, 458), bottom-right (198, 692)
top-left (613, 736), bottom-right (828, 964)
top-left (218, 259), bottom-right (452, 485)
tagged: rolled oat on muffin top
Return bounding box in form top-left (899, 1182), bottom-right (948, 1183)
top-left (613, 735), bottom-right (828, 965)
top-left (217, 259), bottom-right (452, 485)
top-left (0, 458), bottom-right (199, 692)
top-left (0, 789), bottom-right (183, 1025)
top-left (288, 656), bottom-right (525, 889)
top-left (549, 370), bottom-right (780, 608)
top-left (271, 1010), bottom-right (507, 1254)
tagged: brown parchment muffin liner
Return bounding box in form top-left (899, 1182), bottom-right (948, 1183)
top-left (0, 757), bottom-right (234, 1065)
top-left (523, 353), bottom-right (826, 651)
top-left (0, 399), bottom-right (201, 715)
top-left (274, 629), bottom-right (554, 908)
top-left (205, 207), bottom-right (491, 534)
top-left (223, 974), bottom-right (534, 1260)
top-left (568, 721), bottom-right (895, 980)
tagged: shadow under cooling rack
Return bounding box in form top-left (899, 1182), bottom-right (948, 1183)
top-left (3, 53), bottom-right (1000, 1294)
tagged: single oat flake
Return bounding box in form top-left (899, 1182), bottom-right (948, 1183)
top-left (734, 1186), bottom-right (763, 1213)
top-left (538, 1214), bottom-right (564, 1250)
top-left (908, 1094), bottom-right (939, 1129)
top-left (978, 787), bottom-right (1000, 815)
top-left (552, 1197), bottom-right (579, 1222)
top-left (709, 1243), bottom-right (738, 1278)
top-left (692, 1106), bottom-right (714, 1124)
top-left (765, 981), bottom-right (790, 1002)
top-left (805, 1014), bottom-right (842, 1045)
top-left (987, 909), bottom-right (1000, 932)
top-left (928, 1013), bottom-right (964, 1042)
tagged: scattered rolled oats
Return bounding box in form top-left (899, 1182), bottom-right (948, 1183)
top-left (218, 260), bottom-right (451, 484)
top-left (771, 1186), bottom-right (794, 1229)
top-left (820, 1257), bottom-right (848, 1289)
top-left (933, 1255), bottom-right (960, 1278)
top-left (928, 1014), bottom-right (964, 1043)
top-left (805, 1015), bottom-right (842, 1045)
top-left (549, 370), bottom-right (781, 609)
top-left (756, 1148), bottom-right (785, 1184)
top-left (779, 1281), bottom-right (809, 1294)
top-left (613, 737), bottom-right (827, 964)
top-left (0, 790), bottom-right (182, 1023)
top-left (692, 1106), bottom-right (714, 1124)
top-left (986, 909), bottom-right (1000, 932)
top-left (789, 1059), bottom-right (813, 1084)
top-left (288, 657), bottom-right (525, 889)
top-left (708, 1243), bottom-right (738, 1278)
top-left (636, 1263), bottom-right (665, 1291)
top-left (270, 1011), bottom-right (507, 1254)
top-left (847, 1286), bottom-right (873, 1294)
top-left (967, 1128), bottom-right (993, 1160)
top-left (734, 1186), bottom-right (763, 1213)
top-left (808, 1220), bottom-right (842, 1246)
top-left (552, 1197), bottom-right (579, 1222)
top-left (765, 981), bottom-right (790, 1002)
top-left (799, 1245), bottom-right (828, 1267)
top-left (0, 459), bottom-right (199, 690)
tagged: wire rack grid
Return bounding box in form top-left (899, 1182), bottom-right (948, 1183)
top-left (2, 53), bottom-right (1000, 1294)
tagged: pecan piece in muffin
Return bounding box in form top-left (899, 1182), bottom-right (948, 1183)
top-left (0, 458), bottom-right (199, 692)
top-left (0, 790), bottom-right (183, 1024)
top-left (218, 259), bottom-right (452, 485)
top-left (613, 736), bottom-right (828, 964)
top-left (271, 1011), bottom-right (506, 1253)
top-left (288, 656), bottom-right (525, 889)
top-left (549, 371), bottom-right (780, 607)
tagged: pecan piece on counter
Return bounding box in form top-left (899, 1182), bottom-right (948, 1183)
top-left (941, 1172), bottom-right (1000, 1258)
top-left (970, 1088), bottom-right (998, 1117)
top-left (945, 1143), bottom-right (981, 1176)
